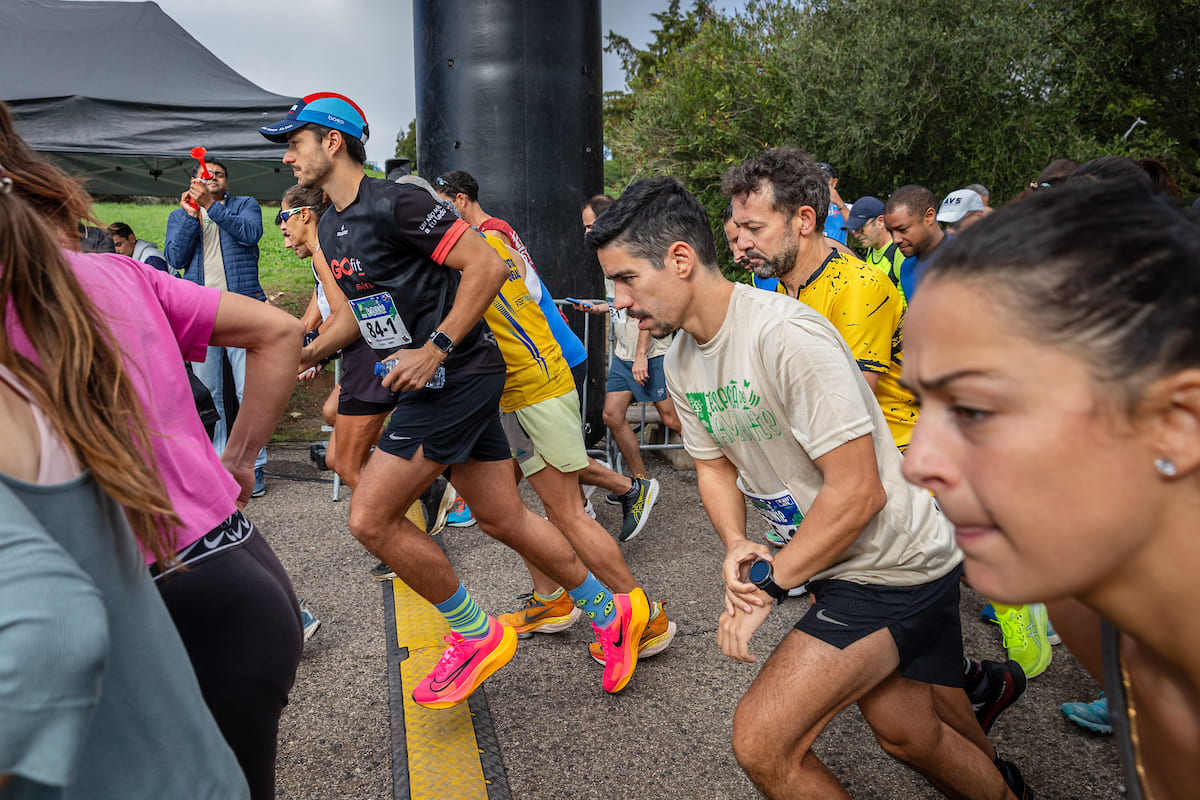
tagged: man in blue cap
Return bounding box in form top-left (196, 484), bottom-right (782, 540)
top-left (258, 93), bottom-right (653, 707)
top-left (842, 195), bottom-right (905, 301)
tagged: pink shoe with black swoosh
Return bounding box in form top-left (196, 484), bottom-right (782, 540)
top-left (592, 587), bottom-right (650, 694)
top-left (412, 617), bottom-right (517, 709)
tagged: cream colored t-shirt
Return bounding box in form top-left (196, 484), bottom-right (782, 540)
top-left (605, 276), bottom-right (672, 362)
top-left (665, 283), bottom-right (959, 587)
top-left (200, 207), bottom-right (228, 291)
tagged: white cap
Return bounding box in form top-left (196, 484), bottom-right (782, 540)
top-left (937, 189), bottom-right (985, 223)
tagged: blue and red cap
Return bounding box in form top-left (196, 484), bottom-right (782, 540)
top-left (259, 92), bottom-right (369, 143)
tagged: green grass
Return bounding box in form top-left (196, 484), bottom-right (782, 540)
top-left (94, 198), bottom-right (324, 440)
top-left (92, 199), bottom-right (310, 304)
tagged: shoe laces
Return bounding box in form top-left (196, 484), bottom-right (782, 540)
top-left (593, 623), bottom-right (616, 661)
top-left (432, 633), bottom-right (468, 680)
top-left (998, 612), bottom-right (1029, 649)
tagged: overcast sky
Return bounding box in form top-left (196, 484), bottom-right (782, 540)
top-left (89, 0), bottom-right (743, 167)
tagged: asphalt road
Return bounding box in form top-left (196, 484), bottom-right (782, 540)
top-left (252, 443), bottom-right (1122, 800)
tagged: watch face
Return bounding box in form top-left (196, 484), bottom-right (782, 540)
top-left (748, 559), bottom-right (771, 584)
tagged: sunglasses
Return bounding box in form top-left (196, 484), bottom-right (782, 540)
top-left (279, 206), bottom-right (313, 222)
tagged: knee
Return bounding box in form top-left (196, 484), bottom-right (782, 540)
top-left (347, 503), bottom-right (386, 551)
top-left (732, 699), bottom-right (793, 786)
top-left (601, 406), bottom-right (622, 429)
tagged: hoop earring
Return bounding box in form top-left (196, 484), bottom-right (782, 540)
top-left (1155, 457), bottom-right (1177, 477)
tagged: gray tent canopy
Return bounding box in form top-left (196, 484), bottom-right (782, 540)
top-left (1, 0), bottom-right (296, 200)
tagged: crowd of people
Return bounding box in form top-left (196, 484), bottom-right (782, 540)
top-left (2, 85), bottom-right (1199, 800)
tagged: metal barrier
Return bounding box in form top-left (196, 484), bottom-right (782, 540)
top-left (553, 298), bottom-right (685, 477)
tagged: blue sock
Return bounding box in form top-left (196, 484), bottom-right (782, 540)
top-left (433, 583), bottom-right (491, 640)
top-left (565, 572), bottom-right (616, 627)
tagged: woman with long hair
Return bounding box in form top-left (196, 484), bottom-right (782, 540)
top-left (0, 163), bottom-right (251, 797)
top-left (902, 176), bottom-right (1200, 799)
top-left (0, 101), bottom-right (304, 799)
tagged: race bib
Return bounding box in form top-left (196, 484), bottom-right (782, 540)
top-left (349, 291), bottom-right (411, 350)
top-left (607, 295), bottom-right (627, 325)
top-left (737, 476), bottom-right (804, 544)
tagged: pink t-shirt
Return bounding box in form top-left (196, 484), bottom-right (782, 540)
top-left (6, 251), bottom-right (239, 562)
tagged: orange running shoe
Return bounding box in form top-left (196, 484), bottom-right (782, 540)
top-left (412, 617), bottom-right (517, 709)
top-left (591, 587), bottom-right (650, 693)
top-left (497, 591), bottom-right (582, 639)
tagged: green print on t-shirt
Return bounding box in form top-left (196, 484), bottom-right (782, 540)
top-left (686, 380), bottom-right (780, 444)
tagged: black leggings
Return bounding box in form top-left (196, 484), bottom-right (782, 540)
top-left (156, 515), bottom-right (302, 800)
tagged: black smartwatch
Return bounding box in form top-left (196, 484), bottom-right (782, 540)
top-left (747, 558), bottom-right (786, 604)
top-left (428, 330), bottom-right (454, 355)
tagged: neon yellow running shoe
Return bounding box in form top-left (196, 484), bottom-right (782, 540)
top-left (997, 603), bottom-right (1053, 679)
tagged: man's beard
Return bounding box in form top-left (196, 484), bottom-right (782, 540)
top-left (628, 312), bottom-right (678, 340)
top-left (744, 238), bottom-right (798, 280)
top-left (298, 153), bottom-right (333, 189)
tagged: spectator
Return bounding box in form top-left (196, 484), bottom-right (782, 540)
top-left (577, 194), bottom-right (682, 496)
top-left (164, 158), bottom-right (270, 496)
top-left (883, 184), bottom-right (944, 300)
top-left (107, 221), bottom-right (171, 273)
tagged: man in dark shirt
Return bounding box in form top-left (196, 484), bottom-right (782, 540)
top-left (259, 94), bottom-right (652, 706)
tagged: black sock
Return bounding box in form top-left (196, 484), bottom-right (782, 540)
top-left (963, 658), bottom-right (988, 697)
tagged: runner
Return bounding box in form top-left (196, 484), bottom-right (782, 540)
top-left (435, 174), bottom-right (662, 539)
top-left (259, 92), bottom-right (648, 700)
top-left (473, 222), bottom-right (677, 664)
top-left (587, 176), bottom-right (1028, 799)
top-left (902, 176), bottom-right (1200, 800)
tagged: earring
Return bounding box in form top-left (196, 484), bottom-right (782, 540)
top-left (1155, 457), bottom-right (1177, 477)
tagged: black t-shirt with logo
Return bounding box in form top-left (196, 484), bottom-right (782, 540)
top-left (318, 177), bottom-right (504, 375)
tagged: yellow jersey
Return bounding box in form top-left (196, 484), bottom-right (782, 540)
top-left (776, 250), bottom-right (917, 449)
top-left (480, 231), bottom-right (575, 412)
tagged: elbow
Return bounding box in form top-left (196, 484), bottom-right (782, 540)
top-left (861, 482), bottom-right (888, 524)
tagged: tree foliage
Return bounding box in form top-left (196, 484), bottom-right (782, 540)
top-left (605, 0), bottom-right (1199, 275)
top-left (394, 117), bottom-right (418, 171)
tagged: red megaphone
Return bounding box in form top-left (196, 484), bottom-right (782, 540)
top-left (185, 146), bottom-right (212, 209)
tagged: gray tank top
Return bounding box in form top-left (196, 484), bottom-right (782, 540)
top-left (0, 474), bottom-right (249, 799)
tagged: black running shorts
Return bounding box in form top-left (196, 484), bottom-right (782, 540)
top-left (376, 369), bottom-right (511, 465)
top-left (794, 562), bottom-right (966, 687)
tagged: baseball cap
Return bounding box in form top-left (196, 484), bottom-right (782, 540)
top-left (816, 161), bottom-right (836, 179)
top-left (936, 189), bottom-right (985, 223)
top-left (842, 196), bottom-right (884, 231)
top-left (259, 92), bottom-right (370, 143)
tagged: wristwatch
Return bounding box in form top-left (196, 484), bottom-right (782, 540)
top-left (428, 330), bottom-right (454, 355)
top-left (748, 558), bottom-right (786, 604)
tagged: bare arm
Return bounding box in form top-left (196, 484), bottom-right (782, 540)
top-left (769, 433), bottom-right (887, 591)
top-left (695, 455), bottom-right (772, 614)
top-left (860, 370), bottom-right (881, 391)
top-left (208, 293), bottom-right (303, 505)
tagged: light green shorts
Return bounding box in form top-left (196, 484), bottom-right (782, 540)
top-left (500, 389), bottom-right (589, 478)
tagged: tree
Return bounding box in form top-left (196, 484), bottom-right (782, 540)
top-left (608, 0), bottom-right (1198, 279)
top-left (394, 118), bottom-right (418, 171)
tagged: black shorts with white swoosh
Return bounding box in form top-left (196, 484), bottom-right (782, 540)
top-left (794, 562), bottom-right (966, 687)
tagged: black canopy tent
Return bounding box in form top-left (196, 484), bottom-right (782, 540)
top-left (1, 0), bottom-right (296, 200)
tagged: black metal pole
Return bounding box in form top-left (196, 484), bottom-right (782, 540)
top-left (414, 0), bottom-right (606, 442)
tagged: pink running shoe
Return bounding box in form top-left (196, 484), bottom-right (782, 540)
top-left (591, 587), bottom-right (650, 694)
top-left (412, 618), bottom-right (517, 709)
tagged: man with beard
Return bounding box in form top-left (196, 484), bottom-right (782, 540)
top-left (723, 148), bottom-right (917, 452)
